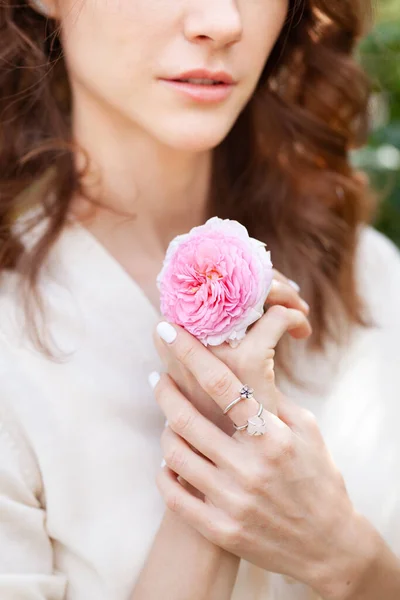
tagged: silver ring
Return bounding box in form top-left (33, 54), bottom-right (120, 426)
top-left (223, 385), bottom-right (254, 415)
top-left (233, 401), bottom-right (267, 436)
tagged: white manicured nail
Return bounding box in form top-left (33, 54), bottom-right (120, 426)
top-left (301, 300), bottom-right (310, 313)
top-left (165, 420), bottom-right (169, 428)
top-left (161, 458), bottom-right (167, 468)
top-left (148, 371), bottom-right (161, 389)
top-left (157, 321), bottom-right (177, 344)
top-left (288, 279), bottom-right (300, 292)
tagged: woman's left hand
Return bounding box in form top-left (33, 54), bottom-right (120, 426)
top-left (150, 312), bottom-right (377, 600)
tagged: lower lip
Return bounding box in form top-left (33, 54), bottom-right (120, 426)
top-left (159, 79), bottom-right (235, 103)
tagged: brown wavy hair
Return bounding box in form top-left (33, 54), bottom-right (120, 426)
top-left (0, 0), bottom-right (375, 372)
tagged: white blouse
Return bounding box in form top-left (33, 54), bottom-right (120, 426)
top-left (0, 217), bottom-right (399, 600)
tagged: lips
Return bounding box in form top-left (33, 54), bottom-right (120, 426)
top-left (173, 78), bottom-right (226, 86)
top-left (159, 80), bottom-right (234, 104)
top-left (159, 69), bottom-right (236, 104)
top-left (165, 69), bottom-right (235, 85)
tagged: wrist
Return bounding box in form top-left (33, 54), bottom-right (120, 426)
top-left (311, 510), bottom-right (380, 600)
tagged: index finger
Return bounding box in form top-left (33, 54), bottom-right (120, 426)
top-left (155, 321), bottom-right (262, 428)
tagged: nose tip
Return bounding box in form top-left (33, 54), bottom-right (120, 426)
top-left (185, 9), bottom-right (243, 49)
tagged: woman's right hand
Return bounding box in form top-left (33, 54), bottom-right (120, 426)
top-left (153, 269), bottom-right (311, 434)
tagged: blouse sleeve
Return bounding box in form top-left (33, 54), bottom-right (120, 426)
top-left (0, 401), bottom-right (67, 599)
top-left (351, 227), bottom-right (400, 556)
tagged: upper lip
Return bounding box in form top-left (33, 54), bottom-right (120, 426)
top-left (164, 69), bottom-right (235, 84)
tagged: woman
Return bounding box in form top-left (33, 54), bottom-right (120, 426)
top-left (0, 0), bottom-right (399, 598)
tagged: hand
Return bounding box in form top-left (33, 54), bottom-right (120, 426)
top-left (150, 313), bottom-right (375, 599)
top-left (152, 269), bottom-right (311, 434)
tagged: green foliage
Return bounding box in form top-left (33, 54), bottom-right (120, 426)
top-left (353, 3), bottom-right (400, 246)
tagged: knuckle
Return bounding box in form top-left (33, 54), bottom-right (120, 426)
top-left (204, 517), bottom-right (224, 545)
top-left (219, 521), bottom-right (246, 551)
top-left (266, 347), bottom-right (276, 360)
top-left (165, 492), bottom-right (182, 513)
top-left (229, 495), bottom-right (256, 524)
top-left (270, 433), bottom-right (295, 464)
top-left (264, 360), bottom-right (275, 383)
top-left (238, 462), bottom-right (267, 494)
top-left (165, 445), bottom-right (187, 472)
top-left (238, 347), bottom-right (275, 375)
top-left (177, 342), bottom-right (197, 364)
top-left (267, 279), bottom-right (280, 299)
top-left (280, 434), bottom-right (295, 457)
top-left (268, 304), bottom-right (289, 323)
top-left (170, 410), bottom-right (195, 435)
top-left (301, 408), bottom-right (319, 433)
top-left (206, 369), bottom-right (234, 399)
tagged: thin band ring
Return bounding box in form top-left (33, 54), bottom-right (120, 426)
top-left (234, 401), bottom-right (263, 430)
top-left (223, 385), bottom-right (254, 415)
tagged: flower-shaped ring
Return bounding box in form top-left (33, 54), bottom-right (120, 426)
top-left (223, 385), bottom-right (254, 415)
top-left (233, 401), bottom-right (267, 436)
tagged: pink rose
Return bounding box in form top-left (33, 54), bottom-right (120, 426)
top-left (157, 217), bottom-right (273, 347)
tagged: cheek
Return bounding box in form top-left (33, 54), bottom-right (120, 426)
top-left (59, 0), bottom-right (162, 21)
top-left (58, 0), bottom-right (164, 99)
top-left (60, 0), bottom-right (177, 45)
top-left (242, 0), bottom-right (289, 76)
top-left (58, 0), bottom-right (168, 68)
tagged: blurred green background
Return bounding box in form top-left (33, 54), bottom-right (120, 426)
top-left (353, 0), bottom-right (400, 246)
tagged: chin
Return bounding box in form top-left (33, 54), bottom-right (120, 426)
top-left (155, 118), bottom-right (238, 152)
top-left (165, 133), bottom-right (227, 152)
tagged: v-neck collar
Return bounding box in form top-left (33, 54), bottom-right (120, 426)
top-left (62, 215), bottom-right (162, 323)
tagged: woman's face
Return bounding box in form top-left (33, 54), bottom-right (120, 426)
top-left (56, 0), bottom-right (288, 151)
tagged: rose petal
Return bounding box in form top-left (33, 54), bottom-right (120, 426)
top-left (157, 217), bottom-right (273, 346)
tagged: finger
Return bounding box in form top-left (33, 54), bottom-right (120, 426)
top-left (155, 323), bottom-right (263, 428)
top-left (153, 372), bottom-right (240, 467)
top-left (277, 394), bottom-right (323, 443)
top-left (272, 269), bottom-right (300, 291)
top-left (241, 305), bottom-right (312, 351)
top-left (209, 307), bottom-right (311, 417)
top-left (210, 343), bottom-right (279, 416)
top-left (233, 404), bottom-right (292, 457)
top-left (156, 466), bottom-right (217, 540)
top-left (267, 279), bottom-right (309, 316)
top-left (271, 268), bottom-right (290, 285)
top-left (161, 426), bottom-right (227, 504)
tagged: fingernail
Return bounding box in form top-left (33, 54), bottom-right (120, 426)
top-left (161, 458), bottom-right (167, 468)
top-left (157, 321), bottom-right (177, 344)
top-left (165, 419), bottom-right (169, 428)
top-left (301, 299), bottom-right (310, 313)
top-left (288, 279), bottom-right (300, 292)
top-left (148, 371), bottom-right (161, 389)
